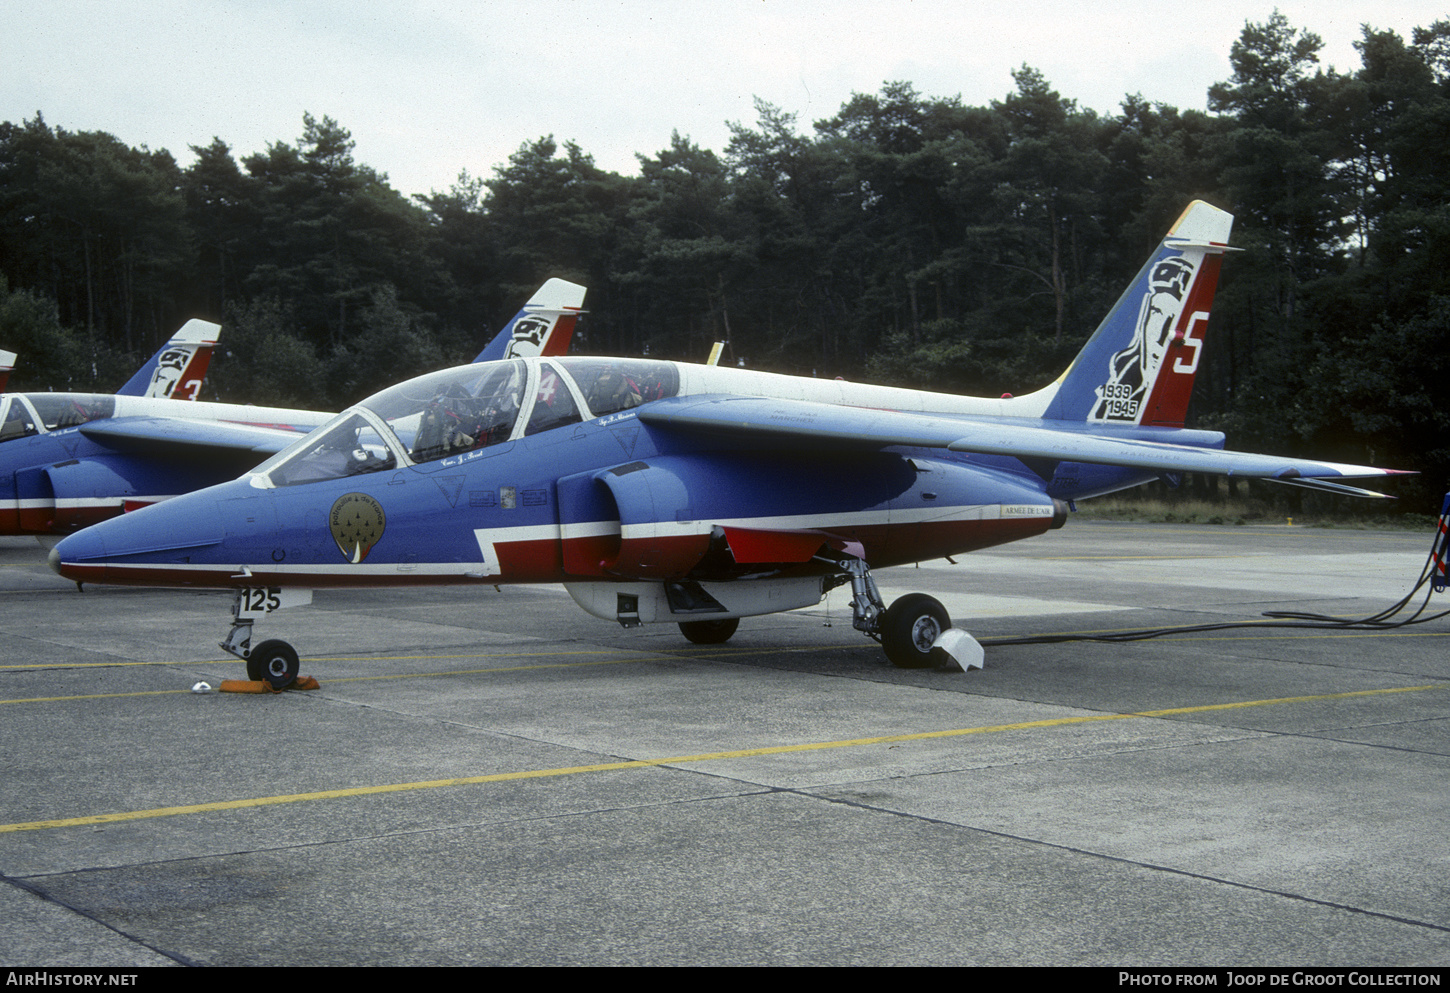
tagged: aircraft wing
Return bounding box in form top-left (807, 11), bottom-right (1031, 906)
top-left (79, 416), bottom-right (314, 457)
top-left (638, 395), bottom-right (1409, 497)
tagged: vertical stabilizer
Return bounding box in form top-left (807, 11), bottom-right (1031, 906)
top-left (0, 349), bottom-right (14, 392)
top-left (116, 319), bottom-right (222, 400)
top-left (473, 279), bottom-right (587, 363)
top-left (1041, 201), bottom-right (1235, 427)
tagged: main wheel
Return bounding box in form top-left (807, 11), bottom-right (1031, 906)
top-left (679, 617), bottom-right (740, 644)
top-left (880, 594), bottom-right (950, 669)
top-left (247, 639), bottom-right (300, 689)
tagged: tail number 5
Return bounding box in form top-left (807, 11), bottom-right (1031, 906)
top-left (1172, 312), bottom-right (1208, 374)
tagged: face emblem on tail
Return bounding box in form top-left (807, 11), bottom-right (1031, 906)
top-left (510, 316), bottom-right (551, 350)
top-left (330, 493), bottom-right (386, 563)
top-left (1091, 256), bottom-right (1196, 422)
top-left (145, 346), bottom-right (194, 400)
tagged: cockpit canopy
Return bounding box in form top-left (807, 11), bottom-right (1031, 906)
top-left (255, 357), bottom-right (680, 487)
top-left (0, 393), bottom-right (115, 442)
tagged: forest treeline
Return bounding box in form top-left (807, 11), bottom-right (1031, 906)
top-left (2, 13), bottom-right (1448, 509)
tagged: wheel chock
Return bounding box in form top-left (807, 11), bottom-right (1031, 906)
top-left (930, 628), bottom-right (985, 671)
top-left (219, 679), bottom-right (269, 693)
top-left (218, 676), bottom-right (320, 693)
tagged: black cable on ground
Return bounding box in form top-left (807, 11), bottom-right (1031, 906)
top-left (984, 496), bottom-right (1450, 648)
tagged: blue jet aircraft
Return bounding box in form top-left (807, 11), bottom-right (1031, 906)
top-left (50, 203), bottom-right (1407, 684)
top-left (3, 282), bottom-right (583, 536)
top-left (113, 318), bottom-right (222, 401)
top-left (0, 319), bottom-right (258, 533)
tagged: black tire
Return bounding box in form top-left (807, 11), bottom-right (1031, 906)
top-left (679, 617), bottom-right (740, 644)
top-left (880, 594), bottom-right (950, 669)
top-left (246, 639), bottom-right (300, 689)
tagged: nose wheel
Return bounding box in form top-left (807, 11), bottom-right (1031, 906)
top-left (246, 639), bottom-right (301, 689)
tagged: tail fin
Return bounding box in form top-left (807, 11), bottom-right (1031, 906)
top-left (473, 278), bottom-right (587, 363)
top-left (0, 349), bottom-right (14, 392)
top-left (1040, 201), bottom-right (1235, 427)
top-left (116, 319), bottom-right (222, 400)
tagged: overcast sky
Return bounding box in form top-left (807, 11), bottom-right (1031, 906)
top-left (4, 1), bottom-right (1446, 199)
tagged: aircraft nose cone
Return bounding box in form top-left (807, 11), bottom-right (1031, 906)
top-left (49, 480), bottom-right (247, 587)
top-left (50, 526), bottom-right (105, 579)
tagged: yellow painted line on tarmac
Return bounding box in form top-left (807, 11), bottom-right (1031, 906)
top-left (0, 646), bottom-right (644, 671)
top-left (0, 657), bottom-right (657, 704)
top-left (1, 633), bottom-right (1444, 704)
top-left (0, 660), bottom-right (170, 670)
top-left (1, 683), bottom-right (1443, 835)
top-left (0, 641), bottom-right (791, 672)
top-left (0, 645), bottom-right (847, 702)
top-left (0, 689), bottom-right (197, 705)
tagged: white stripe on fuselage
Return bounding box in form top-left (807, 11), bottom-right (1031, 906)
top-left (0, 496), bottom-right (178, 511)
top-left (481, 502), bottom-right (1050, 555)
top-left (611, 503), bottom-right (1051, 543)
top-left (68, 501), bottom-right (1051, 579)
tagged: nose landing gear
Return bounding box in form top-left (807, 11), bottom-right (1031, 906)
top-left (221, 586), bottom-right (312, 689)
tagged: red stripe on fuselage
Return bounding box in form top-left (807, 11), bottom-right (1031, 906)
top-left (11, 499), bottom-right (167, 536)
top-left (55, 515), bottom-right (1054, 589)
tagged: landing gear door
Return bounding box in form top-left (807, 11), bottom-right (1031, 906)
top-left (234, 586), bottom-right (314, 620)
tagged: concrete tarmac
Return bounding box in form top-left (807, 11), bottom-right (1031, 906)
top-left (1, 521), bottom-right (1447, 967)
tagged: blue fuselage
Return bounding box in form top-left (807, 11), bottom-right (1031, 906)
top-left (49, 357), bottom-right (1221, 591)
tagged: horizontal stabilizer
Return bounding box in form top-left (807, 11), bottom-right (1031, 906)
top-left (1262, 477), bottom-right (1400, 499)
top-left (941, 428), bottom-right (1406, 488)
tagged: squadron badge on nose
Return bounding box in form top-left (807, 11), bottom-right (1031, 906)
top-left (330, 492), bottom-right (386, 563)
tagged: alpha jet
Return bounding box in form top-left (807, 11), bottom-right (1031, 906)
top-left (0, 318), bottom-right (329, 536)
top-left (50, 202), bottom-right (1406, 684)
top-left (3, 315), bottom-right (216, 399)
top-left (2, 282), bottom-right (583, 536)
top-left (0, 318), bottom-right (279, 534)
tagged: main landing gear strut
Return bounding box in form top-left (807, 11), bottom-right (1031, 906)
top-left (829, 555), bottom-right (984, 671)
